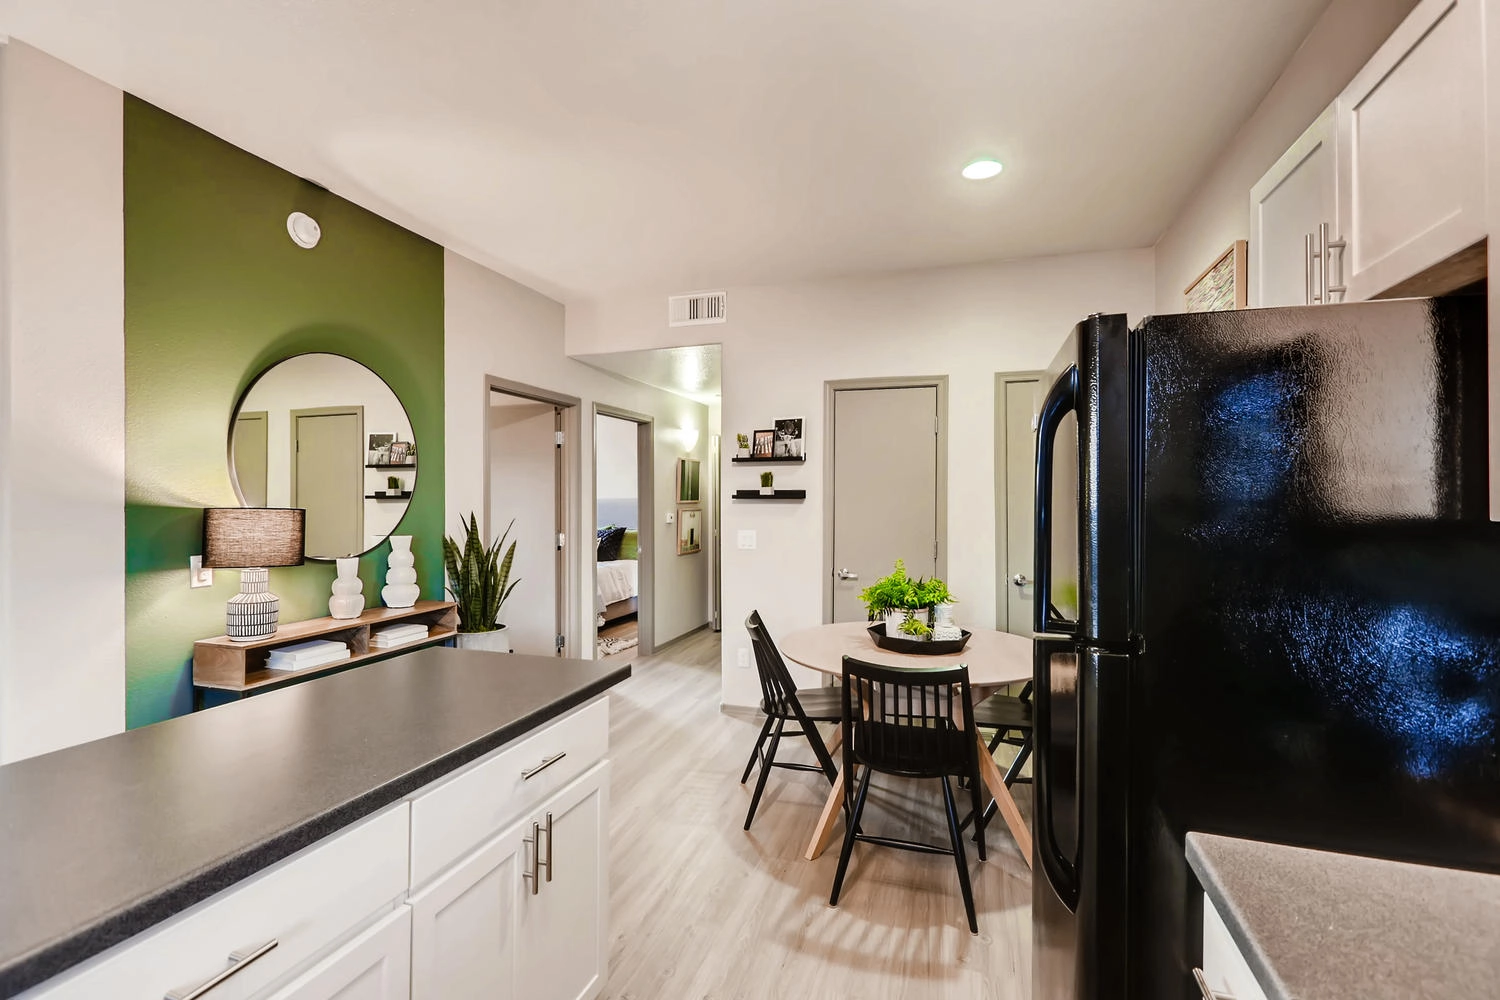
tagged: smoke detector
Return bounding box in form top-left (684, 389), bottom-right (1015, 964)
top-left (287, 212), bottom-right (321, 249)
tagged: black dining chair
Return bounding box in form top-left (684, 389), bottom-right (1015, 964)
top-left (829, 655), bottom-right (985, 933)
top-left (740, 611), bottom-right (842, 831)
top-left (969, 683), bottom-right (1034, 829)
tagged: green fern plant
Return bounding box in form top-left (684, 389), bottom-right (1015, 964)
top-left (897, 616), bottom-right (932, 637)
top-left (442, 513), bottom-right (520, 633)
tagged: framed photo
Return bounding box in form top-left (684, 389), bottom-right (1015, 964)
top-left (677, 506), bottom-right (703, 555)
top-left (676, 458), bottom-right (701, 503)
top-left (1184, 240), bottom-right (1248, 312)
top-left (367, 432), bottom-right (395, 465)
top-left (773, 417), bottom-right (805, 459)
top-left (752, 429), bottom-right (775, 459)
top-left (388, 441), bottom-right (412, 465)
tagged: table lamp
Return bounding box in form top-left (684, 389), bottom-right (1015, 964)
top-left (202, 508), bottom-right (306, 641)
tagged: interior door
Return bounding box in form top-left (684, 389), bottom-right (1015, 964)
top-left (232, 410), bottom-right (269, 507)
top-left (830, 385), bottom-right (939, 622)
top-left (1001, 377), bottom-right (1039, 635)
top-left (293, 408), bottom-right (363, 558)
top-left (488, 394), bottom-right (562, 656)
top-left (1250, 105), bottom-right (1338, 307)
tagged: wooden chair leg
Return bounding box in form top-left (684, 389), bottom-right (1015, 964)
top-left (941, 775), bottom-right (978, 933)
top-left (744, 718), bottom-right (784, 830)
top-left (740, 716), bottom-right (774, 784)
top-left (829, 766), bottom-right (871, 907)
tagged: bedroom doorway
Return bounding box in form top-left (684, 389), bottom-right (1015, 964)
top-left (593, 406), bottom-right (655, 663)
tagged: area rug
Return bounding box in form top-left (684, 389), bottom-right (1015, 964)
top-left (598, 634), bottom-right (639, 657)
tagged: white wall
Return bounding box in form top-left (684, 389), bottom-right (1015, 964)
top-left (0, 41), bottom-right (125, 761)
top-left (567, 249), bottom-right (1155, 706)
top-left (488, 395), bottom-right (558, 654)
top-left (594, 413), bottom-right (639, 506)
top-left (444, 250), bottom-right (712, 653)
top-left (1152, 0), bottom-right (1419, 312)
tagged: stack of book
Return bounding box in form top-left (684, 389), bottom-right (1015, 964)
top-left (265, 639), bottom-right (351, 672)
top-left (371, 623), bottom-right (430, 649)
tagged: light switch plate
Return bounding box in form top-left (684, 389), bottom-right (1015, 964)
top-left (737, 529), bottom-right (757, 550)
top-left (737, 647), bottom-right (750, 668)
top-left (189, 555), bottom-right (213, 589)
top-left (665, 511), bottom-right (675, 524)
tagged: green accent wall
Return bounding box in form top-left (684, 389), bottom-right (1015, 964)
top-left (124, 97), bottom-right (445, 727)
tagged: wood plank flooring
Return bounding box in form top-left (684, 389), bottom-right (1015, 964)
top-left (603, 629), bottom-right (1034, 999)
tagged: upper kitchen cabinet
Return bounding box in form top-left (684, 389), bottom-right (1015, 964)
top-left (1334, 0), bottom-right (1486, 301)
top-left (1250, 106), bottom-right (1339, 307)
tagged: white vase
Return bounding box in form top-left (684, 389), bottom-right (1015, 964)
top-left (329, 558), bottom-right (365, 619)
top-left (932, 603), bottom-right (955, 626)
top-left (457, 626), bottom-right (510, 653)
top-left (381, 535), bottom-right (420, 609)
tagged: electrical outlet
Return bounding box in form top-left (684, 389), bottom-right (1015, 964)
top-left (737, 647), bottom-right (750, 668)
top-left (189, 555), bottom-right (213, 589)
top-left (737, 529), bottom-right (757, 550)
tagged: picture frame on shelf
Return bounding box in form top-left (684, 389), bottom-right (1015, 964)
top-left (676, 458), bottom-right (702, 503)
top-left (773, 417), bottom-right (804, 459)
top-left (367, 431), bottom-right (395, 465)
top-left (677, 506), bottom-right (703, 555)
top-left (388, 440), bottom-right (413, 465)
top-left (751, 429), bottom-right (775, 458)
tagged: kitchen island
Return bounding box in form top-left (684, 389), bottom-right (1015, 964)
top-left (1187, 831), bottom-right (1500, 1000)
top-left (0, 646), bottom-right (629, 999)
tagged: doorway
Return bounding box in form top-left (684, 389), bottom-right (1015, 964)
top-left (593, 405), bottom-right (655, 662)
top-left (484, 377), bottom-right (579, 657)
top-left (824, 377), bottom-right (948, 623)
top-left (995, 371), bottom-right (1042, 635)
top-left (291, 405), bottom-right (364, 558)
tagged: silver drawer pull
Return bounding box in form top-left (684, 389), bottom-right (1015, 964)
top-left (1192, 968), bottom-right (1235, 1000)
top-left (165, 939), bottom-right (278, 1000)
top-left (521, 751), bottom-right (566, 780)
top-left (522, 820), bottom-right (542, 895)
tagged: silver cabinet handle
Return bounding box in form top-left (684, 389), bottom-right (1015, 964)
top-left (836, 568), bottom-right (858, 580)
top-left (1304, 233), bottom-right (1314, 305)
top-left (543, 811), bottom-right (554, 883)
top-left (1191, 968), bottom-right (1235, 1000)
top-left (521, 751), bottom-right (566, 780)
top-left (165, 939), bottom-right (278, 1000)
top-left (1308, 231), bottom-right (1324, 303)
top-left (1012, 574), bottom-right (1029, 587)
top-left (1321, 221), bottom-right (1347, 301)
top-left (522, 820), bottom-right (542, 895)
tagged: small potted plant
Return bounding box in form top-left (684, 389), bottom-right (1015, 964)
top-left (736, 433), bottom-right (751, 459)
top-left (385, 475), bottom-right (403, 497)
top-left (443, 514), bottom-right (520, 653)
top-left (759, 471), bottom-right (775, 495)
top-left (860, 559), bottom-right (958, 638)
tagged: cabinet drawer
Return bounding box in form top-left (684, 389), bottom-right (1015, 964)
top-left (23, 805), bottom-right (410, 1000)
top-left (410, 696), bottom-right (608, 887)
top-left (1200, 894), bottom-right (1270, 1000)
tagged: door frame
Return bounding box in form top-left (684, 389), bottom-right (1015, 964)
top-left (483, 375), bottom-right (581, 658)
top-left (822, 375), bottom-right (949, 624)
top-left (994, 371), bottom-right (1044, 633)
top-left (289, 404), bottom-right (364, 557)
top-left (591, 403), bottom-right (657, 658)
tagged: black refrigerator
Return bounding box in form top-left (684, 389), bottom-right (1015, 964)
top-left (1030, 298), bottom-right (1500, 1000)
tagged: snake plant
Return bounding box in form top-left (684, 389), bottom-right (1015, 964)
top-left (442, 513), bottom-right (520, 633)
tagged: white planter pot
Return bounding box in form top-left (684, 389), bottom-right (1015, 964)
top-left (759, 487), bottom-right (775, 495)
top-left (736, 447), bottom-right (751, 460)
top-left (457, 626), bottom-right (510, 653)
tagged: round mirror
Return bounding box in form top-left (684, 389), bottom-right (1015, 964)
top-left (229, 353), bottom-right (416, 560)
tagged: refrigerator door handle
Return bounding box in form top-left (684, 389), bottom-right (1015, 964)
top-left (1033, 636), bottom-right (1080, 911)
top-left (1034, 363), bottom-right (1079, 636)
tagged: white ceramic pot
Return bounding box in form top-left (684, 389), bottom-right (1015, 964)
top-left (759, 486), bottom-right (775, 495)
top-left (328, 557), bottom-right (365, 619)
top-left (381, 535), bottom-right (420, 608)
top-left (932, 603), bottom-right (955, 626)
top-left (457, 626), bottom-right (510, 653)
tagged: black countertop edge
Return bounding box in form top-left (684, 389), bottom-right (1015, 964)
top-left (0, 663), bottom-right (631, 997)
top-left (1185, 833), bottom-right (1290, 1000)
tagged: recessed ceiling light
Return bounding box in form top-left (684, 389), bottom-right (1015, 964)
top-left (962, 159), bottom-right (1004, 180)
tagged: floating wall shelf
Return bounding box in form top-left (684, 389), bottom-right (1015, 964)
top-left (732, 489), bottom-right (807, 500)
top-left (730, 456), bottom-right (806, 464)
top-left (365, 492), bottom-right (414, 500)
top-left (365, 463), bottom-right (417, 470)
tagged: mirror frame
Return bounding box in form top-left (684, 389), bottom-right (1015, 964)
top-left (226, 352), bottom-right (417, 562)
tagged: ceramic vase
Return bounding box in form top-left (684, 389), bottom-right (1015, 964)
top-left (381, 535), bottom-right (420, 609)
top-left (329, 558), bottom-right (365, 619)
top-left (457, 626), bottom-right (510, 654)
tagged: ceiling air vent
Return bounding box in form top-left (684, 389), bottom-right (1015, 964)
top-left (668, 291), bottom-right (727, 327)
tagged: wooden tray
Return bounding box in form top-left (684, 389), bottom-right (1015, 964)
top-left (867, 623), bottom-right (972, 656)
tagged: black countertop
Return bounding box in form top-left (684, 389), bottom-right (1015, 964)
top-left (0, 648), bottom-right (629, 996)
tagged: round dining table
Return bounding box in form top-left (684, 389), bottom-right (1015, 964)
top-left (778, 621), bottom-right (1035, 867)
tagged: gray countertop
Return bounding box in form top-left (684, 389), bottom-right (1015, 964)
top-left (0, 647), bottom-right (629, 997)
top-left (1186, 832), bottom-right (1500, 1000)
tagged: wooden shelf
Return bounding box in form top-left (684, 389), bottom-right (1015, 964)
top-left (194, 600), bottom-right (458, 693)
top-left (365, 463), bottom-right (417, 470)
top-left (730, 456), bottom-right (806, 464)
top-left (732, 489), bottom-right (807, 500)
top-left (365, 492), bottom-right (414, 500)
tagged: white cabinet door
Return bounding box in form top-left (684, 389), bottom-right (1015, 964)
top-left (263, 909), bottom-right (411, 1000)
top-left (1250, 106), bottom-right (1338, 307)
top-left (515, 763), bottom-right (611, 1000)
top-left (1199, 894), bottom-right (1270, 1000)
top-left (1335, 0), bottom-right (1485, 300)
top-left (408, 819), bottom-right (528, 1000)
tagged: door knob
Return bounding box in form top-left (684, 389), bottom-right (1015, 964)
top-left (1012, 574), bottom-right (1030, 587)
top-left (836, 568), bottom-right (859, 580)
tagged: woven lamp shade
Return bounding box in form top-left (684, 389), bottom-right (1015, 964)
top-left (202, 508), bottom-right (305, 568)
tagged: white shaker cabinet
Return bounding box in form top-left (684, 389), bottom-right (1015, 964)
top-left (1334, 0), bottom-right (1486, 300)
top-left (1250, 106), bottom-right (1340, 307)
top-left (264, 908), bottom-right (411, 1000)
top-left (1195, 894), bottom-right (1270, 1000)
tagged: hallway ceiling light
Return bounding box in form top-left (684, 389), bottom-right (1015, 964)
top-left (961, 159), bottom-right (1004, 180)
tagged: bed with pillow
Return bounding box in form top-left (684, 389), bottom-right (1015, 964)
top-left (595, 510), bottom-right (640, 625)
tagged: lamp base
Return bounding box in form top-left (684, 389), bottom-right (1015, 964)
top-left (226, 567), bottom-right (280, 642)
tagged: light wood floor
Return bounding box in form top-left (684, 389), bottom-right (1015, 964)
top-left (603, 629), bottom-right (1034, 1000)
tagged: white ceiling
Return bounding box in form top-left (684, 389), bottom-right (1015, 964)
top-left (577, 345), bottom-right (721, 404)
top-left (2, 1), bottom-right (1330, 301)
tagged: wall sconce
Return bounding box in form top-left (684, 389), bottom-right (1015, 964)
top-left (677, 427), bottom-right (700, 453)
